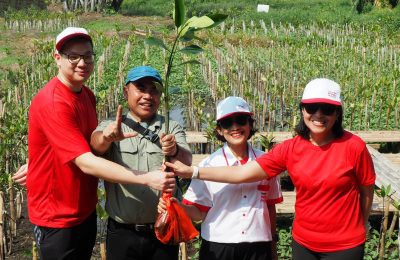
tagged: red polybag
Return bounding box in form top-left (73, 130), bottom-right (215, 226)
top-left (155, 192), bottom-right (199, 245)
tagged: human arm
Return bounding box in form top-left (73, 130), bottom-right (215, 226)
top-left (165, 160), bottom-right (267, 183)
top-left (12, 163), bottom-right (28, 186)
top-left (157, 196), bottom-right (207, 222)
top-left (90, 105), bottom-right (137, 155)
top-left (359, 184), bottom-right (374, 230)
top-left (74, 152), bottom-right (175, 191)
top-left (160, 133), bottom-right (192, 166)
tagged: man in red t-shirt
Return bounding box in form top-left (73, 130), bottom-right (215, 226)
top-left (25, 27), bottom-right (175, 259)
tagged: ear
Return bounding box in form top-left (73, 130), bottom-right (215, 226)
top-left (216, 126), bottom-right (223, 136)
top-left (54, 52), bottom-right (62, 67)
top-left (301, 107), bottom-right (307, 117)
top-left (123, 85), bottom-right (129, 99)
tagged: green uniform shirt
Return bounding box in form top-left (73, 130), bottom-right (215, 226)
top-left (96, 112), bottom-right (190, 224)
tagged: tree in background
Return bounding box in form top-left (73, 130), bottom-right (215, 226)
top-left (111, 0), bottom-right (123, 11)
top-left (0, 0), bottom-right (46, 14)
top-left (354, 0), bottom-right (398, 13)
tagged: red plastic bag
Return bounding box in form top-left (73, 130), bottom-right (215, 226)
top-left (155, 193), bottom-right (199, 245)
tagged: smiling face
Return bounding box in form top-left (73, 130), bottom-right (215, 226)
top-left (54, 39), bottom-right (94, 91)
top-left (301, 103), bottom-right (339, 144)
top-left (124, 77), bottom-right (161, 122)
top-left (216, 114), bottom-right (252, 148)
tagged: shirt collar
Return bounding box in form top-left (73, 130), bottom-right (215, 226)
top-left (222, 142), bottom-right (256, 166)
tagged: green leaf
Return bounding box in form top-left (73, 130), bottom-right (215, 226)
top-left (207, 13), bottom-right (229, 27)
top-left (180, 29), bottom-right (195, 42)
top-left (186, 16), bottom-right (214, 30)
top-left (177, 60), bottom-right (201, 66)
top-left (179, 45), bottom-right (204, 55)
top-left (173, 0), bottom-right (185, 28)
top-left (145, 37), bottom-right (169, 51)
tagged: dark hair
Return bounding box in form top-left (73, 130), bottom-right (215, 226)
top-left (59, 36), bottom-right (94, 53)
top-left (295, 103), bottom-right (344, 139)
top-left (215, 116), bottom-right (257, 142)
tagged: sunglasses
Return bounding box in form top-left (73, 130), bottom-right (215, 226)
top-left (302, 103), bottom-right (338, 116)
top-left (218, 114), bottom-right (250, 129)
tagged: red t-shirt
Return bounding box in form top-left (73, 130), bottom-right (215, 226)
top-left (256, 131), bottom-right (375, 252)
top-left (27, 77), bottom-right (99, 228)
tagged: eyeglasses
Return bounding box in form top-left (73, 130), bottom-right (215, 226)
top-left (60, 52), bottom-right (95, 64)
top-left (218, 115), bottom-right (250, 129)
top-left (302, 103), bottom-right (338, 116)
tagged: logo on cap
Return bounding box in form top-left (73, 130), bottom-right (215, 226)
top-left (301, 78), bottom-right (341, 106)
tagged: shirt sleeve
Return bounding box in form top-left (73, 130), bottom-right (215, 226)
top-left (266, 176), bottom-right (284, 205)
top-left (256, 142), bottom-right (289, 178)
top-left (38, 100), bottom-right (91, 165)
top-left (169, 121), bottom-right (191, 152)
top-left (354, 144), bottom-right (376, 186)
top-left (183, 179), bottom-right (212, 211)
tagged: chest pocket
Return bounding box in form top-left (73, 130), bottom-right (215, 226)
top-left (115, 139), bottom-right (138, 169)
top-left (146, 143), bottom-right (164, 171)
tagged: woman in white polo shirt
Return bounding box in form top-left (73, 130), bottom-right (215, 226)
top-left (159, 96), bottom-right (283, 260)
top-left (166, 79), bottom-right (375, 260)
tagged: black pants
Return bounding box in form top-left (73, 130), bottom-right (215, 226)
top-left (106, 218), bottom-right (179, 260)
top-left (199, 239), bottom-right (272, 260)
top-left (292, 239), bottom-right (364, 260)
top-left (34, 211), bottom-right (97, 260)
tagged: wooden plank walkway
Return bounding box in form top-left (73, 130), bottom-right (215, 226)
top-left (193, 153), bottom-right (400, 168)
top-left (367, 145), bottom-right (400, 202)
top-left (276, 191), bottom-right (395, 214)
top-left (187, 131), bottom-right (400, 213)
top-left (186, 130), bottom-right (400, 144)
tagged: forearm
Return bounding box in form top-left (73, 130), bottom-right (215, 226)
top-left (181, 203), bottom-right (207, 222)
top-left (90, 131), bottom-right (112, 155)
top-left (171, 146), bottom-right (192, 166)
top-left (359, 184), bottom-right (374, 225)
top-left (74, 152), bottom-right (147, 185)
top-left (197, 162), bottom-right (266, 183)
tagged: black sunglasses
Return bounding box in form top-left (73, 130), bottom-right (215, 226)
top-left (218, 114), bottom-right (250, 129)
top-left (302, 103), bottom-right (338, 116)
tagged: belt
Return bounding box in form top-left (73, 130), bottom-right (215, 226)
top-left (110, 218), bottom-right (155, 233)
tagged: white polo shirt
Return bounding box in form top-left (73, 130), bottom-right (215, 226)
top-left (183, 143), bottom-right (283, 243)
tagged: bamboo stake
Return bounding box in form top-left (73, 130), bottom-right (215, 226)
top-left (100, 242), bottom-right (106, 260)
top-left (32, 241), bottom-right (38, 260)
top-left (0, 192), bottom-right (4, 260)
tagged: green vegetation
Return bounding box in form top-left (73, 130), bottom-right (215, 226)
top-left (120, 0), bottom-right (400, 32)
top-left (0, 0), bottom-right (399, 258)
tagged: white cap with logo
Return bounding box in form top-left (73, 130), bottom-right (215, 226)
top-left (55, 27), bottom-right (92, 51)
top-left (216, 96), bottom-right (252, 121)
top-left (301, 78), bottom-right (342, 105)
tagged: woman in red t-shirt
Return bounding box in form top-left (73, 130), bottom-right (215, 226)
top-left (166, 78), bottom-right (375, 260)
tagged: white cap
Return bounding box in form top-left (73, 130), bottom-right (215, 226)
top-left (216, 96), bottom-right (252, 121)
top-left (56, 27), bottom-right (92, 51)
top-left (301, 78), bottom-right (341, 105)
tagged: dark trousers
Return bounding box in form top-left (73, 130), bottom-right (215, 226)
top-left (292, 239), bottom-right (365, 260)
top-left (34, 211), bottom-right (97, 260)
top-left (199, 239), bottom-right (272, 260)
top-left (106, 218), bottom-right (179, 260)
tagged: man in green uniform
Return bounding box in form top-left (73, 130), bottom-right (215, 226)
top-left (90, 65), bottom-right (192, 260)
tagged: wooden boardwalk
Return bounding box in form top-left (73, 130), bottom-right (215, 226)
top-left (276, 191), bottom-right (395, 214)
top-left (186, 131), bottom-right (400, 214)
